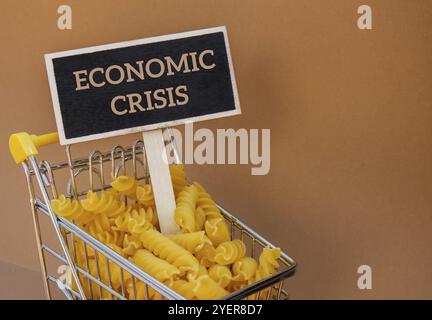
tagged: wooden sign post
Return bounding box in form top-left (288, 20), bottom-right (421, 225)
top-left (142, 129), bottom-right (178, 233)
top-left (45, 26), bottom-right (240, 234)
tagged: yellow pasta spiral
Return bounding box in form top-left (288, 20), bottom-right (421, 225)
top-left (140, 229), bottom-right (200, 275)
top-left (208, 264), bottom-right (232, 288)
top-left (133, 249), bottom-right (181, 283)
top-left (69, 238), bottom-right (91, 264)
top-left (127, 280), bottom-right (161, 300)
top-left (112, 206), bottom-right (134, 232)
top-left (104, 200), bottom-right (130, 219)
top-left (135, 164), bottom-right (186, 207)
top-left (144, 206), bottom-right (158, 226)
top-left (174, 184), bottom-right (199, 232)
top-left (194, 182), bottom-right (223, 219)
top-left (195, 243), bottom-right (216, 267)
top-left (99, 256), bottom-right (129, 294)
top-left (170, 164), bottom-right (187, 196)
top-left (191, 275), bottom-right (229, 300)
top-left (169, 279), bottom-right (195, 299)
top-left (90, 229), bottom-right (124, 248)
top-left (249, 247), bottom-right (281, 299)
top-left (197, 264), bottom-right (209, 277)
top-left (50, 195), bottom-right (94, 225)
top-left (122, 234), bottom-right (142, 256)
top-left (136, 184), bottom-right (155, 208)
top-left (86, 213), bottom-right (111, 235)
top-left (167, 231), bottom-right (212, 253)
top-left (111, 175), bottom-right (138, 200)
top-left (81, 191), bottom-right (123, 218)
top-left (232, 257), bottom-right (257, 282)
top-left (204, 217), bottom-right (231, 247)
top-left (89, 245), bottom-right (126, 291)
top-left (255, 247), bottom-right (281, 281)
top-left (214, 240), bottom-right (246, 265)
top-left (127, 208), bottom-right (154, 236)
top-left (195, 206), bottom-right (206, 231)
top-left (114, 207), bottom-right (153, 236)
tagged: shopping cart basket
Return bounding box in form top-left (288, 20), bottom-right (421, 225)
top-left (9, 130), bottom-right (297, 300)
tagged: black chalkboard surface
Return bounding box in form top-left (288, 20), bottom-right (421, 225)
top-left (45, 26), bottom-right (240, 145)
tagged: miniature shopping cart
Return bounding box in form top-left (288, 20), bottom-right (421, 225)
top-left (9, 130), bottom-right (297, 300)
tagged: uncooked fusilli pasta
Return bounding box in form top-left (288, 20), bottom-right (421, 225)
top-left (140, 229), bottom-right (200, 275)
top-left (208, 264), bottom-right (232, 288)
top-left (194, 243), bottom-right (216, 268)
top-left (232, 257), bottom-right (257, 282)
top-left (167, 231), bottom-right (212, 253)
top-left (205, 217), bottom-right (231, 247)
top-left (122, 234), bottom-right (142, 256)
top-left (170, 164), bottom-right (187, 196)
top-left (54, 165), bottom-right (283, 300)
top-left (191, 275), bottom-right (229, 300)
top-left (169, 279), bottom-right (195, 299)
top-left (80, 190), bottom-right (123, 218)
top-left (111, 175), bottom-right (138, 200)
top-left (174, 184), bottom-right (199, 232)
top-left (113, 207), bottom-right (153, 236)
top-left (136, 184), bottom-right (155, 208)
top-left (214, 240), bottom-right (246, 265)
top-left (51, 195), bottom-right (94, 225)
top-left (255, 247), bottom-right (281, 281)
top-left (133, 249), bottom-right (181, 283)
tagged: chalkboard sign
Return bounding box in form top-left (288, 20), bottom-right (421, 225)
top-left (45, 26), bottom-right (240, 145)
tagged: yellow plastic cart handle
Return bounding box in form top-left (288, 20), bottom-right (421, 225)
top-left (9, 132), bottom-right (59, 164)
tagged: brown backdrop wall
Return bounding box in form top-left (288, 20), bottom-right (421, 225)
top-left (1, 0), bottom-right (431, 299)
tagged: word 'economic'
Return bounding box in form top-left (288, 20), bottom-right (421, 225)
top-left (72, 50), bottom-right (216, 115)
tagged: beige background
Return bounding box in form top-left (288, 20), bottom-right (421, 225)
top-left (1, 0), bottom-right (432, 299)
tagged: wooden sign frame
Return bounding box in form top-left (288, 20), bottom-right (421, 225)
top-left (44, 26), bottom-right (240, 145)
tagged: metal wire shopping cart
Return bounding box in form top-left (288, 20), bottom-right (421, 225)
top-left (9, 130), bottom-right (297, 300)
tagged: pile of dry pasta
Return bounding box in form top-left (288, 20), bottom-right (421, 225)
top-left (50, 164), bottom-right (281, 300)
